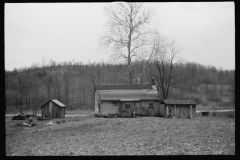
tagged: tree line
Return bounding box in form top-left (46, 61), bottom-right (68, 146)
top-left (5, 59), bottom-right (234, 114)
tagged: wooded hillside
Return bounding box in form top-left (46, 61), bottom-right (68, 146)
top-left (5, 60), bottom-right (235, 114)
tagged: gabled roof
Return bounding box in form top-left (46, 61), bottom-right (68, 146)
top-left (162, 99), bottom-right (196, 105)
top-left (40, 99), bottom-right (66, 108)
top-left (95, 84), bottom-right (154, 90)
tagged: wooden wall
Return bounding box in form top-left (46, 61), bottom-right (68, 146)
top-left (95, 92), bottom-right (100, 115)
top-left (100, 101), bottom-right (119, 116)
top-left (41, 101), bottom-right (65, 118)
top-left (165, 104), bottom-right (196, 119)
top-left (98, 100), bottom-right (165, 117)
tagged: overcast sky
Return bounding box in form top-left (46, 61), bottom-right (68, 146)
top-left (5, 2), bottom-right (235, 71)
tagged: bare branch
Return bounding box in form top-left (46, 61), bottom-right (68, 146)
top-left (99, 2), bottom-right (154, 83)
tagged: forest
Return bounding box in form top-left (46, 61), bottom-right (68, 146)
top-left (5, 59), bottom-right (235, 114)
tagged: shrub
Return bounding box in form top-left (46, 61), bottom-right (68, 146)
top-left (206, 93), bottom-right (222, 102)
top-left (212, 111), bottom-right (217, 116)
top-left (226, 111), bottom-right (235, 118)
top-left (218, 101), bottom-right (233, 107)
top-left (212, 111), bottom-right (235, 118)
top-left (191, 96), bottom-right (202, 104)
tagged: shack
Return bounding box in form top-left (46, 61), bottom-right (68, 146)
top-left (40, 99), bottom-right (66, 118)
top-left (95, 84), bottom-right (164, 117)
top-left (162, 100), bottom-right (197, 119)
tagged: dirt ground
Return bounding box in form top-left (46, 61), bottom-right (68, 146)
top-left (6, 114), bottom-right (235, 156)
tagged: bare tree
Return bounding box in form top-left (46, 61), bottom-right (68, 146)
top-left (228, 71), bottom-right (235, 108)
top-left (63, 71), bottom-right (71, 109)
top-left (16, 70), bottom-right (30, 114)
top-left (30, 73), bottom-right (41, 116)
top-left (150, 32), bottom-right (182, 99)
top-left (42, 74), bottom-right (53, 100)
top-left (100, 2), bottom-right (154, 84)
top-left (89, 65), bottom-right (102, 110)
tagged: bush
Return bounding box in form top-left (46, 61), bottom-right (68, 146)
top-left (218, 101), bottom-right (233, 107)
top-left (212, 111), bottom-right (217, 116)
top-left (210, 111), bottom-right (235, 118)
top-left (168, 91), bottom-right (183, 100)
top-left (226, 111), bottom-right (235, 118)
top-left (206, 93), bottom-right (222, 102)
top-left (190, 96), bottom-right (202, 104)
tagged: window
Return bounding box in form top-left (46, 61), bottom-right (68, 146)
top-left (149, 101), bottom-right (154, 110)
top-left (125, 103), bottom-right (130, 110)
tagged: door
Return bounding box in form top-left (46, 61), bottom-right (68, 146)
top-left (125, 102), bottom-right (131, 117)
top-left (135, 102), bottom-right (140, 115)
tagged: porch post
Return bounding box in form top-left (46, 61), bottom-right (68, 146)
top-left (174, 105), bottom-right (176, 117)
top-left (190, 105), bottom-right (192, 119)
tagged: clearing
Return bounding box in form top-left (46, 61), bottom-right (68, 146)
top-left (6, 114), bottom-right (235, 155)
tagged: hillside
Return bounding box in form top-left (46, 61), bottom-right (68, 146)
top-left (5, 61), bottom-right (235, 114)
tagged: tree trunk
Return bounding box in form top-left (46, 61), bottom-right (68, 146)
top-left (25, 93), bottom-right (28, 110)
top-left (20, 94), bottom-right (23, 114)
top-left (32, 94), bottom-right (35, 116)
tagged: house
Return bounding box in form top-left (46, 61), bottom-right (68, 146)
top-left (162, 99), bottom-right (197, 119)
top-left (94, 84), bottom-right (164, 117)
top-left (40, 99), bottom-right (66, 118)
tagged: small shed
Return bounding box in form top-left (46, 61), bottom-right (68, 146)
top-left (40, 99), bottom-right (66, 118)
top-left (162, 100), bottom-right (197, 119)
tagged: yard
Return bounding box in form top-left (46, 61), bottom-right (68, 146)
top-left (6, 113), bottom-right (235, 155)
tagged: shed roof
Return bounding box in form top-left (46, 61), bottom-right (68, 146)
top-left (162, 99), bottom-right (196, 105)
top-left (40, 99), bottom-right (66, 108)
top-left (95, 84), bottom-right (154, 90)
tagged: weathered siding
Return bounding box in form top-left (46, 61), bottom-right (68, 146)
top-left (42, 103), bottom-right (50, 118)
top-left (41, 101), bottom-right (65, 118)
top-left (164, 104), bottom-right (196, 119)
top-left (52, 103), bottom-right (57, 118)
top-left (153, 102), bottom-right (159, 116)
top-left (61, 107), bottom-right (65, 118)
top-left (159, 104), bottom-right (165, 116)
top-left (49, 101), bottom-right (53, 118)
top-left (100, 101), bottom-right (119, 116)
top-left (95, 93), bottom-right (99, 115)
top-left (135, 102), bottom-right (141, 115)
top-left (98, 100), bottom-right (165, 117)
top-left (140, 101), bottom-right (149, 116)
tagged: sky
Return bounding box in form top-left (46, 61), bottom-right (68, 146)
top-left (5, 2), bottom-right (235, 71)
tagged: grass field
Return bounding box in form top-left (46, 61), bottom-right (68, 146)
top-left (6, 113), bottom-right (235, 155)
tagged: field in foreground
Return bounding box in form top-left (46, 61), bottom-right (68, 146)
top-left (6, 114), bottom-right (235, 155)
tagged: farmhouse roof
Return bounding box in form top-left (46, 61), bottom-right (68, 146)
top-left (162, 99), bottom-right (196, 105)
top-left (97, 89), bottom-right (160, 101)
top-left (95, 84), bottom-right (154, 90)
top-left (40, 99), bottom-right (66, 108)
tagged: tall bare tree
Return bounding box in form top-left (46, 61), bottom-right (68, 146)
top-left (100, 2), bottom-right (154, 84)
top-left (16, 70), bottom-right (30, 113)
top-left (29, 73), bottom-right (41, 115)
top-left (150, 32), bottom-right (182, 99)
top-left (42, 74), bottom-right (53, 100)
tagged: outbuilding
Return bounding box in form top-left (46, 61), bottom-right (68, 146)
top-left (40, 99), bottom-right (66, 118)
top-left (95, 84), bottom-right (164, 117)
top-left (162, 99), bottom-right (197, 119)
